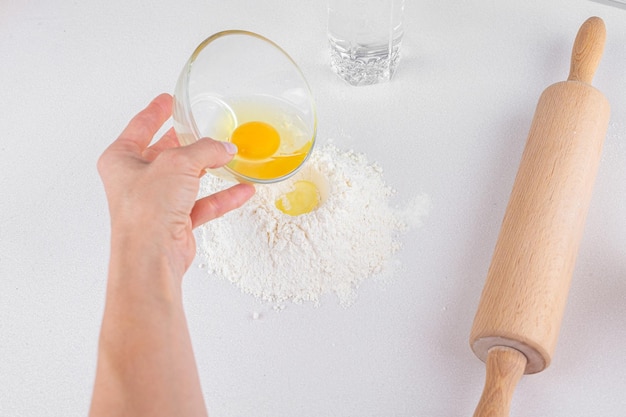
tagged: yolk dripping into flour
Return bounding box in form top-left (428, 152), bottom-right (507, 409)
top-left (230, 121), bottom-right (280, 160)
top-left (275, 180), bottom-right (320, 216)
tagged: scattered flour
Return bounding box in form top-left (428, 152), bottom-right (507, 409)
top-left (197, 142), bottom-right (430, 307)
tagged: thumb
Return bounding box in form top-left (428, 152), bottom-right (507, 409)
top-left (190, 183), bottom-right (256, 228)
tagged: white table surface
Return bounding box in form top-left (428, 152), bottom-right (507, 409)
top-left (2, 1), bottom-right (626, 416)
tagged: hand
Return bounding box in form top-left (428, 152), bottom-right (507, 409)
top-left (97, 93), bottom-right (255, 277)
top-left (90, 94), bottom-right (254, 417)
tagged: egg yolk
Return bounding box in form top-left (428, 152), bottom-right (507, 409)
top-left (230, 121), bottom-right (280, 160)
top-left (275, 180), bottom-right (320, 216)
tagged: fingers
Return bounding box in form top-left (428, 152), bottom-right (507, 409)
top-left (167, 137), bottom-right (238, 174)
top-left (142, 127), bottom-right (179, 162)
top-left (116, 93), bottom-right (173, 151)
top-left (190, 183), bottom-right (256, 228)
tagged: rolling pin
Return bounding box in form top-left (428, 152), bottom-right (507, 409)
top-left (469, 17), bottom-right (610, 417)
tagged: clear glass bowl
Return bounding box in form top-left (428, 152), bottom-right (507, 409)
top-left (173, 30), bottom-right (317, 184)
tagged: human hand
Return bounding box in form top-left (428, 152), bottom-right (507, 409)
top-left (97, 93), bottom-right (255, 277)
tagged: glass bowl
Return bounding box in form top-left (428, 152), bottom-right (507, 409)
top-left (173, 30), bottom-right (317, 184)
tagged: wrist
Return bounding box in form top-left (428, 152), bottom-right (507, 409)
top-left (107, 228), bottom-right (185, 303)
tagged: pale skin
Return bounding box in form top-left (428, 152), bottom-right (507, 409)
top-left (90, 93), bottom-right (255, 417)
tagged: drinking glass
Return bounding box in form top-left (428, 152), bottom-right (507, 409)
top-left (328, 0), bottom-right (405, 86)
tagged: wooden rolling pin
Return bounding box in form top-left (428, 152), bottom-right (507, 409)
top-left (469, 17), bottom-right (610, 417)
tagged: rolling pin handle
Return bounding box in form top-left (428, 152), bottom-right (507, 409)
top-left (473, 347), bottom-right (527, 417)
top-left (568, 16), bottom-right (606, 84)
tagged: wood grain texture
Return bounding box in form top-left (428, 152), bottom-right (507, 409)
top-left (568, 17), bottom-right (606, 84)
top-left (470, 15), bottom-right (609, 375)
top-left (470, 81), bottom-right (610, 373)
top-left (469, 16), bottom-right (610, 417)
top-left (473, 347), bottom-right (527, 417)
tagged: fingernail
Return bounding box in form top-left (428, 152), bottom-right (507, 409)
top-left (222, 141), bottom-right (238, 155)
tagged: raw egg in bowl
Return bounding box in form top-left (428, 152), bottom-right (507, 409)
top-left (173, 30), bottom-right (317, 184)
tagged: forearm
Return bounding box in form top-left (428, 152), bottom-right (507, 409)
top-left (90, 234), bottom-right (207, 417)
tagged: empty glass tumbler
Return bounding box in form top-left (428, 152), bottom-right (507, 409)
top-left (328, 0), bottom-right (405, 86)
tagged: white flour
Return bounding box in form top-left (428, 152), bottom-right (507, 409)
top-left (197, 142), bottom-right (430, 307)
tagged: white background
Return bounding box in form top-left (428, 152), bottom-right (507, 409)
top-left (2, 1), bottom-right (626, 416)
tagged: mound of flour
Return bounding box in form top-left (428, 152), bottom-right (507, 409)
top-left (196, 142), bottom-right (430, 307)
